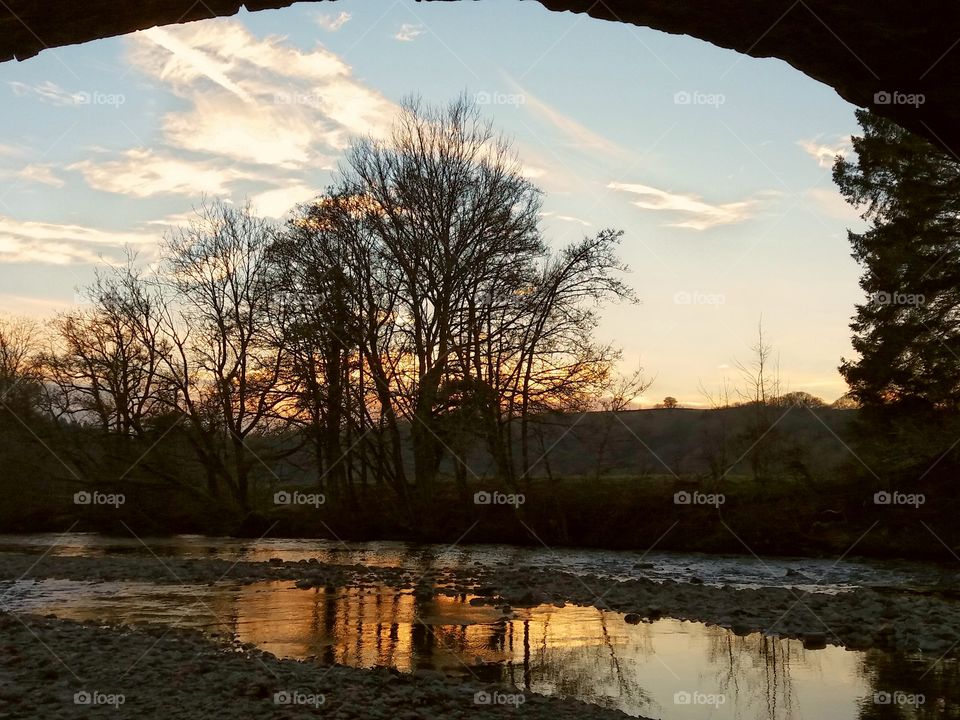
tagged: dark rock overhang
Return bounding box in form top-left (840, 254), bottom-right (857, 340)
top-left (2, 0), bottom-right (959, 153)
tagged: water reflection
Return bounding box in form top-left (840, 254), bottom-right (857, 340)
top-left (5, 577), bottom-right (956, 719)
top-left (858, 650), bottom-right (960, 719)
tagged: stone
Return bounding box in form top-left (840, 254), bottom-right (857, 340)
top-left (0, 2), bottom-right (956, 154)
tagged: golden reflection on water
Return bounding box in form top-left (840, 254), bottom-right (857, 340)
top-left (221, 581), bottom-right (869, 719)
top-left (14, 578), bottom-right (957, 720)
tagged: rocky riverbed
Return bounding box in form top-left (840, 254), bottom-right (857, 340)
top-left (0, 551), bottom-right (957, 656)
top-left (0, 612), bottom-right (641, 719)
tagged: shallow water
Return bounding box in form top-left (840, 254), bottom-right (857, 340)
top-left (1, 532), bottom-right (956, 593)
top-left (2, 534), bottom-right (957, 718)
top-left (2, 575), bottom-right (955, 719)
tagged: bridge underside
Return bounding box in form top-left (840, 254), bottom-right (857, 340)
top-left (1, 1), bottom-right (958, 152)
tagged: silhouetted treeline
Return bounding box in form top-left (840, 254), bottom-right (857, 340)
top-left (3, 103), bottom-right (960, 560)
top-left (0, 98), bottom-right (640, 528)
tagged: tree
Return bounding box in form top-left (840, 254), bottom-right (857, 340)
top-left (280, 96), bottom-right (637, 498)
top-left (274, 192), bottom-right (403, 501)
top-left (834, 109), bottom-right (960, 484)
top-left (835, 109), bottom-right (960, 411)
top-left (659, 396), bottom-right (679, 409)
top-left (45, 262), bottom-right (172, 437)
top-left (586, 369), bottom-right (653, 481)
top-left (777, 391), bottom-right (826, 408)
top-left (0, 314), bottom-right (43, 416)
top-left (340, 96), bottom-right (546, 491)
top-left (831, 393), bottom-right (860, 409)
top-left (733, 320), bottom-right (784, 481)
top-left (160, 200), bottom-right (291, 511)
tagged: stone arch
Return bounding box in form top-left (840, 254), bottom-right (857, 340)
top-left (2, 1), bottom-right (958, 151)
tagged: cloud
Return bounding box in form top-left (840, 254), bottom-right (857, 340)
top-left (799, 138), bottom-right (850, 169)
top-left (124, 21), bottom-right (395, 171)
top-left (250, 184), bottom-right (317, 218)
top-left (145, 210), bottom-right (203, 229)
top-left (316, 11), bottom-right (351, 32)
top-left (70, 148), bottom-right (252, 197)
top-left (0, 214), bottom-right (160, 265)
top-left (556, 215), bottom-right (591, 227)
top-left (138, 26), bottom-right (256, 102)
top-left (8, 80), bottom-right (85, 106)
top-left (518, 87), bottom-right (625, 158)
top-left (17, 164), bottom-right (64, 187)
top-left (395, 24), bottom-right (424, 42)
top-left (543, 212), bottom-right (591, 227)
top-left (608, 181), bottom-right (756, 230)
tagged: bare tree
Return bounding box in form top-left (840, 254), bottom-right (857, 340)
top-left (341, 96), bottom-right (544, 491)
top-left (280, 97), bottom-right (639, 498)
top-left (733, 319), bottom-right (784, 481)
top-left (159, 200), bottom-right (290, 511)
top-left (0, 314), bottom-right (43, 413)
top-left (44, 262), bottom-right (173, 437)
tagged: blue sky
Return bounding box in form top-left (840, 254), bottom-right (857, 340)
top-left (0, 0), bottom-right (866, 404)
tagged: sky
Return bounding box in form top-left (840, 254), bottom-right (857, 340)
top-left (0, 0), bottom-right (867, 405)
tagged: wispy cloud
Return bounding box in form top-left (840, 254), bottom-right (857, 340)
top-left (139, 26), bottom-right (255, 102)
top-left (556, 215), bottom-right (591, 227)
top-left (395, 24), bottom-right (424, 42)
top-left (17, 164), bottom-right (65, 187)
top-left (0, 214), bottom-right (159, 264)
top-left (799, 137), bottom-right (850, 169)
top-left (70, 148), bottom-right (252, 197)
top-left (8, 80), bottom-right (85, 106)
top-left (542, 211), bottom-right (591, 227)
top-left (518, 87), bottom-right (625, 158)
top-left (315, 11), bottom-right (352, 32)
top-left (608, 181), bottom-right (756, 230)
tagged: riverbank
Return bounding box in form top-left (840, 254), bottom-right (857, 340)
top-left (0, 612), bottom-right (640, 719)
top-left (6, 473), bottom-right (956, 564)
top-left (1, 551), bottom-right (958, 656)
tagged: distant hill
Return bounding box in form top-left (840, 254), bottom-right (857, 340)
top-left (441, 405), bottom-right (858, 481)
